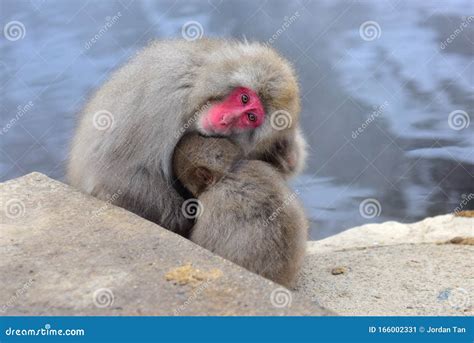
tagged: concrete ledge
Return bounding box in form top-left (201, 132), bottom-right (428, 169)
top-left (0, 173), bottom-right (330, 316)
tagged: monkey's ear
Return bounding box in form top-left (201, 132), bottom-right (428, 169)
top-left (195, 167), bottom-right (215, 186)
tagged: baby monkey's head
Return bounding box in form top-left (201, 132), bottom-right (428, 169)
top-left (173, 133), bottom-right (243, 197)
top-left (249, 127), bottom-right (307, 178)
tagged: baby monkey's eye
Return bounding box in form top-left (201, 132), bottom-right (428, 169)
top-left (276, 139), bottom-right (289, 152)
top-left (241, 94), bottom-right (249, 104)
top-left (247, 112), bottom-right (257, 122)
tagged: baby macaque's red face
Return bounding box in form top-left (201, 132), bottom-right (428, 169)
top-left (200, 87), bottom-right (265, 135)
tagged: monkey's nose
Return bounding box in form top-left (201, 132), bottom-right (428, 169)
top-left (219, 113), bottom-right (239, 127)
top-left (219, 117), bottom-right (229, 126)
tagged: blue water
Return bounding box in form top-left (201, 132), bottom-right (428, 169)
top-left (1, 0), bottom-right (473, 239)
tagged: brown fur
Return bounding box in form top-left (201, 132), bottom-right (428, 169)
top-left (173, 133), bottom-right (308, 288)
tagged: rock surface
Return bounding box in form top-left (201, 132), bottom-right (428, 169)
top-left (2, 172), bottom-right (472, 316)
top-left (0, 173), bottom-right (330, 316)
top-left (307, 214), bottom-right (473, 254)
top-left (299, 214), bottom-right (473, 315)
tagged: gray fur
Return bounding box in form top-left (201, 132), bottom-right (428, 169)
top-left (67, 39), bottom-right (302, 236)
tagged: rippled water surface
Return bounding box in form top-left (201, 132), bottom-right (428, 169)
top-left (1, 0), bottom-right (473, 239)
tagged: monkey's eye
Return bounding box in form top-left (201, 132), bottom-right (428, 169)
top-left (276, 139), bottom-right (289, 152)
top-left (247, 112), bottom-right (257, 122)
top-left (241, 94), bottom-right (249, 104)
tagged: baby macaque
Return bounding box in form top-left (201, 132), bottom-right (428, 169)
top-left (67, 39), bottom-right (305, 237)
top-left (251, 127), bottom-right (307, 178)
top-left (173, 133), bottom-right (308, 288)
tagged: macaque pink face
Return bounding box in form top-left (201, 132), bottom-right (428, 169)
top-left (200, 87), bottom-right (265, 135)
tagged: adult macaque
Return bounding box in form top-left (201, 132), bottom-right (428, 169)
top-left (173, 133), bottom-right (308, 288)
top-left (68, 39), bottom-right (305, 236)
